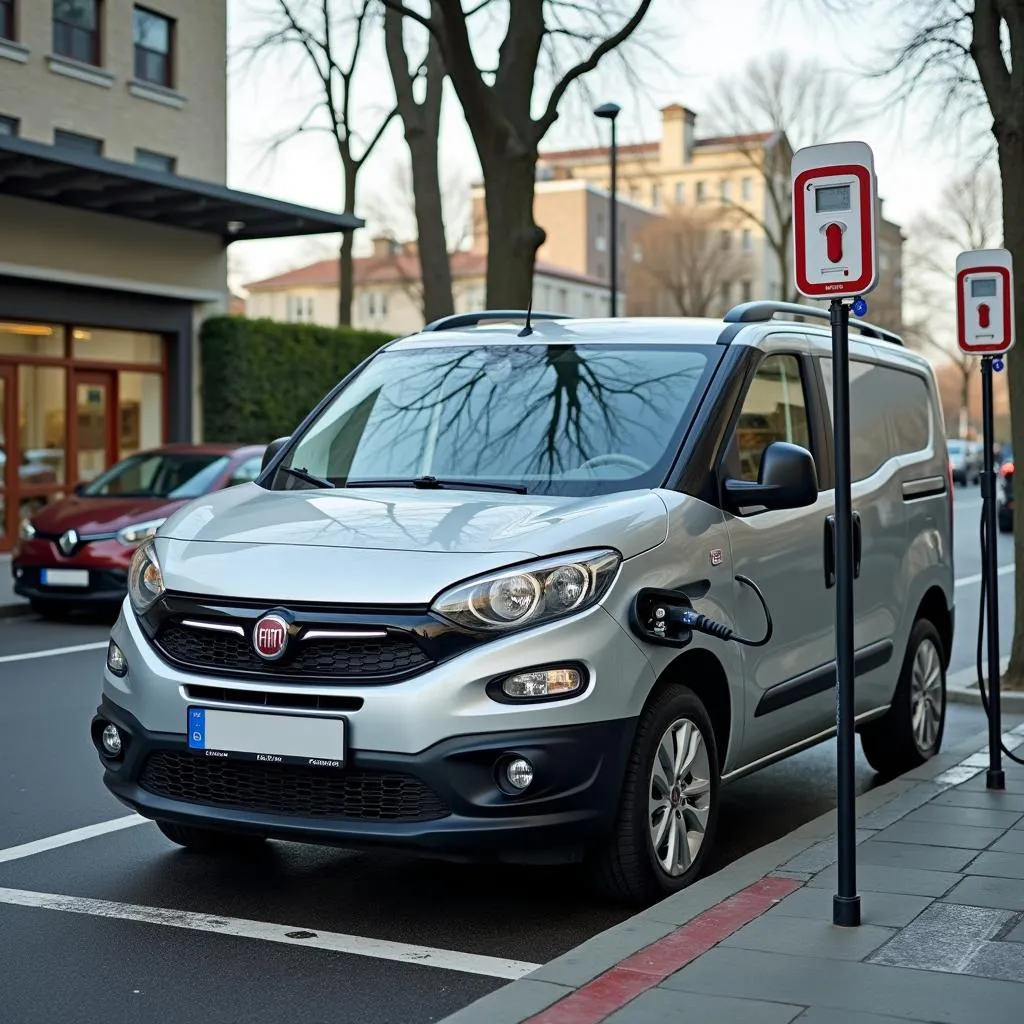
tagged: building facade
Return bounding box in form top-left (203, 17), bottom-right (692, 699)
top-left (0, 1), bottom-right (358, 550)
top-left (244, 239), bottom-right (623, 335)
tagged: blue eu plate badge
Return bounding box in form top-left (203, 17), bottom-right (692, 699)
top-left (189, 708), bottom-right (206, 749)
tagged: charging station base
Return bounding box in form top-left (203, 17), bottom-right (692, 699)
top-left (833, 895), bottom-right (861, 927)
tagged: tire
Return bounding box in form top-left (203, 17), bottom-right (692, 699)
top-left (998, 508), bottom-right (1013, 534)
top-left (860, 619), bottom-right (946, 777)
top-left (156, 820), bottom-right (268, 855)
top-left (30, 600), bottom-right (71, 621)
top-left (591, 686), bottom-right (720, 907)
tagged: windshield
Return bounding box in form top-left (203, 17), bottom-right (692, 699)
top-left (278, 342), bottom-right (716, 496)
top-left (81, 452), bottom-right (231, 499)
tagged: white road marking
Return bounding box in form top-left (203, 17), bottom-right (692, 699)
top-left (0, 815), bottom-right (147, 864)
top-left (954, 564), bottom-right (1015, 589)
top-left (0, 641), bottom-right (108, 665)
top-left (0, 887), bottom-right (540, 979)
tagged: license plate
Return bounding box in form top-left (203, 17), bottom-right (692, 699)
top-left (187, 707), bottom-right (345, 768)
top-left (40, 568), bottom-right (89, 587)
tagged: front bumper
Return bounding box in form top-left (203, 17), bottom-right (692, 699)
top-left (13, 537), bottom-right (131, 604)
top-left (93, 698), bottom-right (636, 863)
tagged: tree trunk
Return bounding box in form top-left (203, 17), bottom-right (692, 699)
top-left (999, 128), bottom-right (1024, 687)
top-left (338, 162), bottom-right (357, 327)
top-left (480, 148), bottom-right (544, 308)
top-left (407, 132), bottom-right (454, 322)
top-left (960, 368), bottom-right (971, 437)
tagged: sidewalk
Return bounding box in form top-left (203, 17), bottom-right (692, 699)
top-left (442, 724), bottom-right (1024, 1024)
top-left (0, 554), bottom-right (29, 617)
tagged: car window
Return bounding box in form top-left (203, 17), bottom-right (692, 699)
top-left (82, 452), bottom-right (231, 498)
top-left (228, 455), bottom-right (263, 486)
top-left (725, 353), bottom-right (813, 483)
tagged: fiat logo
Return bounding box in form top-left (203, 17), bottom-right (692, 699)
top-left (253, 614), bottom-right (289, 660)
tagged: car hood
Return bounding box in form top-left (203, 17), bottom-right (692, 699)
top-left (33, 495), bottom-right (186, 535)
top-left (154, 484), bottom-right (669, 605)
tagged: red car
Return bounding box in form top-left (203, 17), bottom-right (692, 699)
top-left (11, 443), bottom-right (266, 618)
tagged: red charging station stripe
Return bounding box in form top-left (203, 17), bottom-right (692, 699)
top-left (524, 876), bottom-right (802, 1024)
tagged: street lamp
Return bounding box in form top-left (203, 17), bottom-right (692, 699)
top-left (594, 102), bottom-right (621, 316)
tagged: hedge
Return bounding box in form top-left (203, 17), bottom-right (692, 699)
top-left (200, 316), bottom-right (395, 444)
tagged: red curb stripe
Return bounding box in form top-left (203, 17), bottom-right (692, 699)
top-left (524, 876), bottom-right (801, 1024)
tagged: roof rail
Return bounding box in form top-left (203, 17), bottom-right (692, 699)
top-left (723, 300), bottom-right (904, 347)
top-left (421, 309), bottom-right (573, 332)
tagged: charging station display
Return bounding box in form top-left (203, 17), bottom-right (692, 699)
top-left (955, 248), bottom-right (1015, 355)
top-left (792, 142), bottom-right (877, 300)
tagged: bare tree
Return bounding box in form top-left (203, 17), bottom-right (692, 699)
top-left (630, 207), bottom-right (754, 317)
top-left (800, 0), bottom-right (1024, 685)
top-left (381, 0), bottom-right (655, 308)
top-left (704, 51), bottom-right (860, 302)
top-left (239, 0), bottom-right (398, 325)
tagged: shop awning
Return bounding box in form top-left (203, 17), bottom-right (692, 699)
top-left (0, 136), bottom-right (362, 242)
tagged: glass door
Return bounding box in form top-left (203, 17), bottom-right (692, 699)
top-left (73, 370), bottom-right (118, 485)
top-left (0, 365), bottom-right (15, 550)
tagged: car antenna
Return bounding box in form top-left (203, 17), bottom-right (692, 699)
top-left (518, 299), bottom-right (534, 337)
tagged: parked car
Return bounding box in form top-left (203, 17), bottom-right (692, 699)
top-left (12, 443), bottom-right (265, 618)
top-left (999, 456), bottom-right (1014, 532)
top-left (92, 305), bottom-right (954, 907)
top-left (946, 438), bottom-right (981, 485)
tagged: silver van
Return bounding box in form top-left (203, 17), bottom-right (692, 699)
top-left (93, 302), bottom-right (954, 906)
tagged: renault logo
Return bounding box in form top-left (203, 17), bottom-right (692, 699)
top-left (58, 529), bottom-right (79, 556)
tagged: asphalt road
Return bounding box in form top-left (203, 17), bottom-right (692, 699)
top-left (0, 486), bottom-right (1017, 1024)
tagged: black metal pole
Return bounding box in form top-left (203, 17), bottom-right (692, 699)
top-left (831, 298), bottom-right (861, 927)
top-left (982, 356), bottom-right (1005, 790)
top-left (609, 117), bottom-right (618, 317)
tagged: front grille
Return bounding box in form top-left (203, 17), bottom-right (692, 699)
top-left (155, 622), bottom-right (432, 681)
top-left (139, 751), bottom-right (450, 822)
top-left (182, 684), bottom-right (363, 714)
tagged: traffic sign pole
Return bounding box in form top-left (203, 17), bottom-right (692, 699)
top-left (793, 141), bottom-right (878, 929)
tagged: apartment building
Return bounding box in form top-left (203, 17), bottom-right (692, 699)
top-left (244, 238), bottom-right (623, 334)
top-left (536, 104), bottom-right (904, 328)
top-left (0, 1), bottom-right (358, 549)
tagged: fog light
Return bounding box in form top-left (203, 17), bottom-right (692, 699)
top-left (101, 723), bottom-right (123, 757)
top-left (501, 667), bottom-right (582, 699)
top-left (506, 757), bottom-right (534, 791)
top-left (106, 640), bottom-right (127, 677)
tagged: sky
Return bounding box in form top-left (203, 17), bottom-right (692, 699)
top-left (224, 0), bottom-right (993, 293)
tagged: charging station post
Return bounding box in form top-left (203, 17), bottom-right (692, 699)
top-left (793, 141), bottom-right (879, 928)
top-left (955, 248), bottom-right (1015, 790)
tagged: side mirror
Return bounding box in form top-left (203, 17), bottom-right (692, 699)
top-left (261, 437), bottom-right (289, 472)
top-left (73, 482), bottom-right (86, 496)
top-left (724, 441), bottom-right (818, 512)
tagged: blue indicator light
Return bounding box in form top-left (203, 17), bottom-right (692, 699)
top-left (852, 298), bottom-right (868, 317)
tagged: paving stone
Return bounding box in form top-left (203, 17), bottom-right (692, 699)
top-left (780, 831), bottom-right (874, 874)
top-left (856, 784), bottom-right (949, 830)
top-left (941, 874), bottom-right (1024, 910)
top-left (931, 789), bottom-right (1024, 813)
top-left (662, 947), bottom-right (1023, 1022)
top-left (770, 887), bottom-right (933, 928)
top-left (795, 1012), bottom-right (916, 1024)
top-left (721, 913), bottom-right (895, 960)
top-left (855, 841), bottom-right (978, 873)
top-left (869, 902), bottom-right (1013, 972)
top-left (873, 820), bottom-right (1006, 850)
top-left (438, 980), bottom-right (571, 1024)
top-left (606, 988), bottom-right (804, 1024)
top-left (989, 830), bottom-right (1024, 854)
top-left (806, 863), bottom-right (961, 897)
top-left (1003, 919), bottom-right (1024, 942)
top-left (960, 938), bottom-right (1024, 981)
top-left (964, 851), bottom-right (1024, 879)
top-left (900, 804), bottom-right (1023, 829)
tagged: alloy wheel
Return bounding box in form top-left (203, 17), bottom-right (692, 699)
top-left (910, 637), bottom-right (943, 752)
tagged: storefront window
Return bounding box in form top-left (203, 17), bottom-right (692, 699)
top-left (0, 322), bottom-right (64, 358)
top-left (72, 327), bottom-right (162, 364)
top-left (118, 372), bottom-right (163, 458)
top-left (18, 366), bottom-right (67, 485)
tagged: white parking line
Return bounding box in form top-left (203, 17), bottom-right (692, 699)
top-left (0, 815), bottom-right (147, 864)
top-left (0, 887), bottom-right (540, 978)
top-left (0, 641), bottom-right (108, 665)
top-left (954, 564), bottom-right (1015, 589)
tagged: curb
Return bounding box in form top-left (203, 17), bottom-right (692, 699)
top-left (0, 601), bottom-right (31, 619)
top-left (946, 657), bottom-right (1024, 711)
top-left (438, 723), bottom-right (1023, 1024)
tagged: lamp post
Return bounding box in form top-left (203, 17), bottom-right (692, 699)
top-left (594, 102), bottom-right (621, 316)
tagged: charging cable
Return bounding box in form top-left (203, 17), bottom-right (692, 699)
top-left (675, 574), bottom-right (774, 647)
top-left (976, 495), bottom-right (1024, 765)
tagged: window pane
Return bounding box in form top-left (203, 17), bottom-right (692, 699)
top-left (731, 354), bottom-right (811, 482)
top-left (83, 452), bottom-right (230, 499)
top-left (0, 1), bottom-right (12, 42)
top-left (54, 0), bottom-right (97, 29)
top-left (18, 366), bottom-right (67, 486)
top-left (135, 148), bottom-right (175, 173)
top-left (890, 372), bottom-right (931, 454)
top-left (135, 47), bottom-right (169, 85)
top-left (229, 456), bottom-right (263, 486)
top-left (72, 327), bottom-right (162, 363)
top-left (54, 130), bottom-right (103, 155)
top-left (75, 380), bottom-right (109, 482)
top-left (0, 322), bottom-right (64, 357)
top-left (0, 115), bottom-right (18, 136)
top-left (118, 372), bottom-right (164, 459)
top-left (134, 8), bottom-right (170, 52)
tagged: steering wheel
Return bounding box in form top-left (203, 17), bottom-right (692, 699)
top-left (576, 453), bottom-right (648, 474)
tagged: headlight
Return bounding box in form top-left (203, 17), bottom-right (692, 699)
top-left (127, 539), bottom-right (165, 613)
top-left (117, 518), bottom-right (166, 546)
top-left (19, 519), bottom-right (36, 541)
top-left (431, 549), bottom-right (621, 632)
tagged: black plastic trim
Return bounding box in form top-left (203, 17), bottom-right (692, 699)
top-left (754, 639), bottom-right (894, 717)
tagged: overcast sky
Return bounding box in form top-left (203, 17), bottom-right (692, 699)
top-left (225, 0), bottom-right (991, 291)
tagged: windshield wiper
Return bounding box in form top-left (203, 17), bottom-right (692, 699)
top-left (344, 475), bottom-right (528, 495)
top-left (281, 466), bottom-right (335, 489)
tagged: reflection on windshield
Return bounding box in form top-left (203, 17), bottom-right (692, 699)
top-left (285, 343), bottom-right (714, 496)
top-left (82, 454), bottom-right (230, 499)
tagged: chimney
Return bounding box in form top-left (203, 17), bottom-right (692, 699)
top-left (660, 104), bottom-right (696, 166)
top-left (371, 235), bottom-right (396, 260)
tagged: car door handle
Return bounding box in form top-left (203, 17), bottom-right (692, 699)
top-left (825, 512), bottom-right (861, 586)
